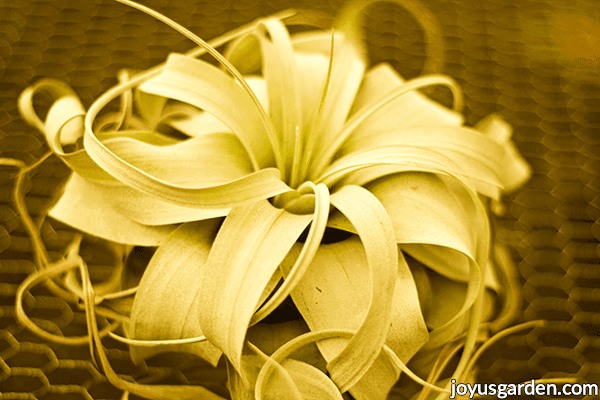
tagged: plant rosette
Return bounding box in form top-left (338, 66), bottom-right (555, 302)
top-left (13, 0), bottom-right (534, 399)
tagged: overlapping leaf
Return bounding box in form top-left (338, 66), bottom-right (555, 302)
top-left (327, 171), bottom-right (489, 362)
top-left (254, 20), bottom-right (301, 180)
top-left (196, 198), bottom-right (320, 380)
top-left (51, 173), bottom-right (175, 246)
top-left (348, 63), bottom-right (463, 130)
top-left (278, 185), bottom-right (427, 399)
top-left (15, 2), bottom-right (534, 400)
top-left (137, 53), bottom-right (275, 169)
top-left (128, 219), bottom-right (223, 365)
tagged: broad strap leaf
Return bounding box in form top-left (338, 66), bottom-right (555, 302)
top-left (310, 73), bottom-right (463, 179)
top-left (159, 76), bottom-right (268, 137)
top-left (128, 219), bottom-right (223, 365)
top-left (250, 183), bottom-right (330, 326)
top-left (403, 243), bottom-right (501, 291)
top-left (409, 259), bottom-right (496, 331)
top-left (82, 244), bottom-right (227, 400)
top-left (83, 113), bottom-right (291, 208)
top-left (338, 125), bottom-right (506, 199)
top-left (320, 143), bottom-right (504, 202)
top-left (318, 145), bottom-right (465, 189)
top-left (365, 172), bottom-right (480, 272)
top-left (282, 185), bottom-right (406, 396)
top-left (349, 63), bottom-right (463, 130)
top-left (86, 127), bottom-right (292, 207)
top-left (102, 133), bottom-right (253, 185)
top-left (282, 237), bottom-right (427, 399)
top-left (475, 113), bottom-right (532, 192)
top-left (50, 173), bottom-right (175, 246)
top-left (327, 186), bottom-right (398, 393)
top-left (95, 182), bottom-right (230, 225)
top-left (196, 199), bottom-right (314, 381)
top-left (363, 171), bottom-right (493, 346)
top-left (329, 171), bottom-right (489, 353)
top-left (137, 53), bottom-right (275, 169)
top-left (293, 52), bottom-right (331, 129)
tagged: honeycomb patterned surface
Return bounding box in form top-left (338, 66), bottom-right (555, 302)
top-left (0, 0), bottom-right (599, 399)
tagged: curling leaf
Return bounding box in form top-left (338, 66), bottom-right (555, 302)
top-left (318, 145), bottom-right (463, 188)
top-left (329, 171), bottom-right (488, 351)
top-left (138, 53), bottom-right (275, 169)
top-left (349, 63), bottom-right (463, 129)
top-left (283, 185), bottom-right (426, 398)
top-left (18, 78), bottom-right (116, 182)
top-left (339, 125), bottom-right (506, 199)
top-left (102, 132), bottom-right (253, 185)
top-left (196, 199), bottom-right (313, 380)
top-left (365, 172), bottom-right (480, 276)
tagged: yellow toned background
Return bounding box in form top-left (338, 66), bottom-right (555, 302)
top-left (0, 0), bottom-right (598, 399)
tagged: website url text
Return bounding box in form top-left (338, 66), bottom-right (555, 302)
top-left (449, 379), bottom-right (598, 399)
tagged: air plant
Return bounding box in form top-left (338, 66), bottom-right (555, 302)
top-left (10, 0), bottom-right (535, 399)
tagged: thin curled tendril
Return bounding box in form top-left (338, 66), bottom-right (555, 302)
top-left (2, 155), bottom-right (120, 345)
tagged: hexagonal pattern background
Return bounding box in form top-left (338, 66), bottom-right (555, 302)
top-left (1, 0), bottom-right (599, 399)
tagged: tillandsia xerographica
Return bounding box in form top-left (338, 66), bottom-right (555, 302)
top-left (11, 0), bottom-right (535, 399)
